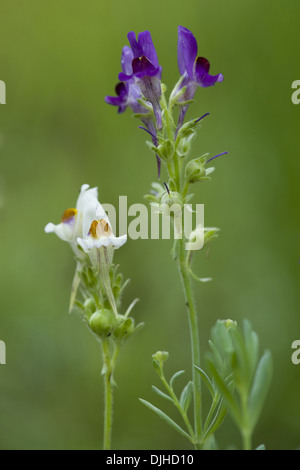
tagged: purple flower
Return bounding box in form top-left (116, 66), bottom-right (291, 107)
top-left (105, 34), bottom-right (162, 177)
top-left (177, 26), bottom-right (223, 93)
top-left (118, 31), bottom-right (163, 129)
top-left (105, 46), bottom-right (144, 115)
top-left (175, 26), bottom-right (223, 128)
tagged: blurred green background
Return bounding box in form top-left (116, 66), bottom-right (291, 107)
top-left (0, 0), bottom-right (299, 450)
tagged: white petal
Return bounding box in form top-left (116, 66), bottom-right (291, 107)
top-left (77, 234), bottom-right (127, 252)
top-left (205, 167), bottom-right (215, 175)
top-left (110, 235), bottom-right (127, 249)
top-left (44, 223), bottom-right (55, 234)
top-left (96, 204), bottom-right (110, 222)
top-left (74, 185), bottom-right (101, 238)
top-left (77, 237), bottom-right (89, 253)
top-left (76, 184), bottom-right (98, 215)
top-left (45, 222), bottom-right (74, 242)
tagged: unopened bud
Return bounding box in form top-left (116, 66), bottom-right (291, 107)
top-left (152, 351), bottom-right (169, 364)
top-left (221, 319), bottom-right (238, 330)
top-left (185, 159), bottom-right (206, 183)
top-left (84, 298), bottom-right (97, 316)
top-left (89, 309), bottom-right (116, 338)
top-left (113, 316), bottom-right (135, 340)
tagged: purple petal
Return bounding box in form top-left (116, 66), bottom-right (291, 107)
top-left (118, 71), bottom-right (132, 82)
top-left (194, 57), bottom-right (224, 87)
top-left (132, 56), bottom-right (160, 78)
top-left (137, 31), bottom-right (159, 68)
top-left (105, 82), bottom-right (128, 113)
top-left (178, 26), bottom-right (198, 78)
top-left (121, 46), bottom-right (134, 75)
top-left (127, 31), bottom-right (140, 57)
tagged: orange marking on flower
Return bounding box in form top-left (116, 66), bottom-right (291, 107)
top-left (89, 220), bottom-right (99, 239)
top-left (61, 208), bottom-right (77, 223)
top-left (88, 219), bottom-right (112, 239)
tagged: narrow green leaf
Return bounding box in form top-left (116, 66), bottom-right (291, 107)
top-left (248, 350), bottom-right (273, 430)
top-left (203, 400), bottom-right (228, 440)
top-left (208, 360), bottom-right (241, 427)
top-left (194, 366), bottom-right (215, 399)
top-left (151, 386), bottom-right (173, 403)
top-left (243, 320), bottom-right (259, 380)
top-left (207, 341), bottom-right (224, 375)
top-left (179, 381), bottom-right (193, 413)
top-left (212, 321), bottom-right (233, 356)
top-left (230, 327), bottom-right (250, 390)
top-left (139, 399), bottom-right (192, 441)
top-left (170, 370), bottom-right (185, 389)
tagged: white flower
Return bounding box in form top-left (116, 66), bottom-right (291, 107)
top-left (77, 206), bottom-right (127, 254)
top-left (77, 206), bottom-right (127, 318)
top-left (44, 184), bottom-right (104, 257)
top-left (45, 183), bottom-right (127, 316)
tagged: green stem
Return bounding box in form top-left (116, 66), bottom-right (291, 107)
top-left (177, 237), bottom-right (202, 443)
top-left (102, 340), bottom-right (115, 450)
top-left (160, 374), bottom-right (196, 441)
top-left (241, 393), bottom-right (252, 450)
top-left (242, 429), bottom-right (252, 451)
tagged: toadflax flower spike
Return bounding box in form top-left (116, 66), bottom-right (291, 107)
top-left (119, 31), bottom-right (163, 129)
top-left (105, 33), bottom-right (162, 176)
top-left (77, 207), bottom-right (127, 318)
top-left (45, 184), bottom-right (126, 316)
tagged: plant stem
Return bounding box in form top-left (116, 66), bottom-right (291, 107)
top-left (102, 339), bottom-right (114, 450)
top-left (160, 374), bottom-right (196, 441)
top-left (177, 237), bottom-right (202, 444)
top-left (242, 429), bottom-right (252, 451)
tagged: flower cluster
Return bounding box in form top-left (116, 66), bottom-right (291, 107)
top-left (105, 26), bottom-right (223, 175)
top-left (106, 26), bottom-right (227, 289)
top-left (45, 184), bottom-right (141, 342)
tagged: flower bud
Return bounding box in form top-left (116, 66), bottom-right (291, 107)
top-left (113, 315), bottom-right (135, 341)
top-left (221, 319), bottom-right (238, 330)
top-left (186, 226), bottom-right (219, 251)
top-left (84, 298), bottom-right (97, 316)
top-left (89, 309), bottom-right (116, 338)
top-left (159, 191), bottom-right (183, 218)
top-left (185, 159), bottom-right (206, 183)
top-left (152, 351), bottom-right (169, 364)
top-left (156, 139), bottom-right (174, 162)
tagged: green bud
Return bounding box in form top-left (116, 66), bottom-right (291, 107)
top-left (113, 284), bottom-right (121, 300)
top-left (113, 315), bottom-right (135, 340)
top-left (155, 139), bottom-right (174, 162)
top-left (152, 351), bottom-right (169, 377)
top-left (221, 319), bottom-right (238, 330)
top-left (154, 192), bottom-right (183, 221)
top-left (176, 120), bottom-right (198, 140)
top-left (176, 132), bottom-right (196, 158)
top-left (185, 159), bottom-right (206, 183)
top-left (152, 351), bottom-right (169, 364)
top-left (84, 298), bottom-right (97, 316)
top-left (203, 227), bottom-right (220, 245)
top-left (115, 273), bottom-right (123, 286)
top-left (89, 309), bottom-right (116, 338)
top-left (160, 191), bottom-right (183, 211)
